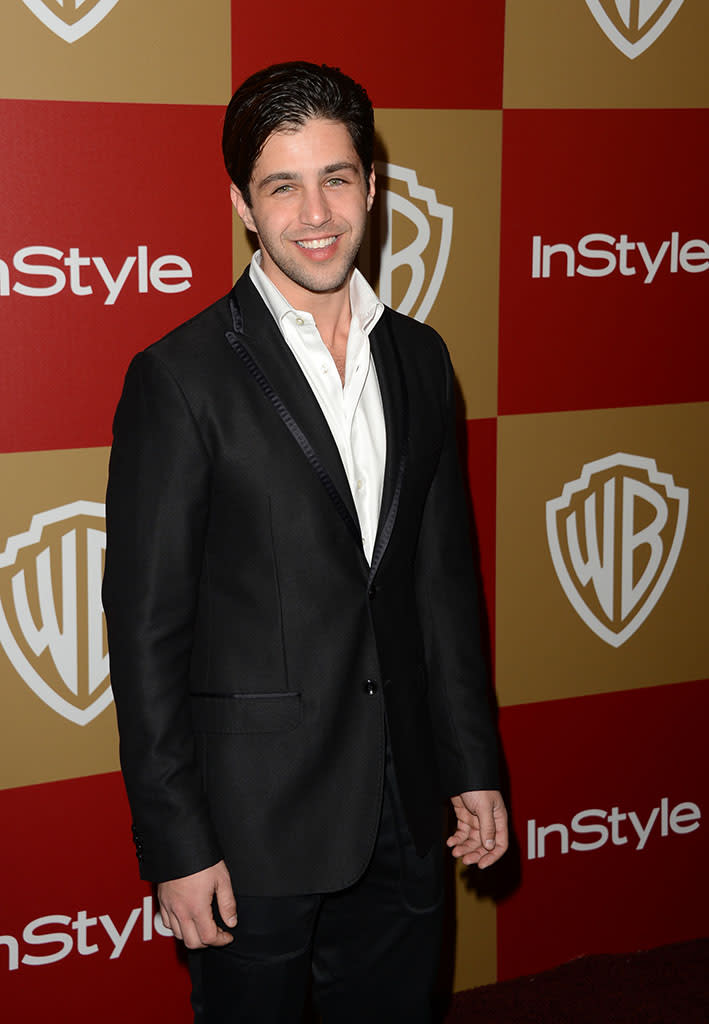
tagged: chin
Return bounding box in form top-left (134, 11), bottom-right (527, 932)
top-left (289, 263), bottom-right (353, 295)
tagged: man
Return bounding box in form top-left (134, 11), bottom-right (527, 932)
top-left (103, 61), bottom-right (508, 1023)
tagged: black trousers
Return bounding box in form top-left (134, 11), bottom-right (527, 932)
top-left (187, 747), bottom-right (444, 1023)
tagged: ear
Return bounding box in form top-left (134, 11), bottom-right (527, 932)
top-left (366, 164), bottom-right (375, 212)
top-left (230, 183), bottom-right (257, 233)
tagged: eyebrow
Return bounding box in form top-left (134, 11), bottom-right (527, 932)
top-left (256, 162), bottom-right (362, 191)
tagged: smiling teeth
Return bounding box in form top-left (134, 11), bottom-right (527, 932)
top-left (297, 237), bottom-right (336, 249)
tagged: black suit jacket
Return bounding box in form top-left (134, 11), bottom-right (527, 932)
top-left (102, 269), bottom-right (500, 895)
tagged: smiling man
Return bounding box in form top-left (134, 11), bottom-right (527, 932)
top-left (103, 62), bottom-right (507, 1024)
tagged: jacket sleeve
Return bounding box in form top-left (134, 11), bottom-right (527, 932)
top-left (102, 349), bottom-right (222, 881)
top-left (414, 336), bottom-right (501, 797)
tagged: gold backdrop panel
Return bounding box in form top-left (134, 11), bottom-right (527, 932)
top-left (495, 402), bottom-right (709, 706)
top-left (452, 863), bottom-right (498, 990)
top-left (0, 0), bottom-right (230, 104)
top-left (0, 446), bottom-right (118, 790)
top-left (504, 0), bottom-right (709, 109)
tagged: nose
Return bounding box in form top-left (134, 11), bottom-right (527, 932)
top-left (299, 185), bottom-right (331, 227)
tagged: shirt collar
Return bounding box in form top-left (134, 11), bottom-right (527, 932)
top-left (249, 250), bottom-right (384, 337)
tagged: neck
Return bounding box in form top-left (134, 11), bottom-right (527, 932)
top-left (281, 274), bottom-right (353, 386)
top-left (303, 283), bottom-right (353, 352)
top-left (265, 262), bottom-right (354, 352)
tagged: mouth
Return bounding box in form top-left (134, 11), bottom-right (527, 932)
top-left (295, 236), bottom-right (338, 250)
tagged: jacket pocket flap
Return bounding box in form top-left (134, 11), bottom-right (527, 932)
top-left (190, 692), bottom-right (302, 734)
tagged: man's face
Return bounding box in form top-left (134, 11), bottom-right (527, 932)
top-left (231, 118), bottom-right (375, 307)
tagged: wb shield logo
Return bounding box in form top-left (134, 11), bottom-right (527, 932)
top-left (585, 0), bottom-right (685, 59)
top-left (0, 502), bottom-right (111, 725)
top-left (362, 163), bottom-right (453, 324)
top-left (546, 454), bottom-right (688, 647)
top-left (21, 0), bottom-right (120, 43)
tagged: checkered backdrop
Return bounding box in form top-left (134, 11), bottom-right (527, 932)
top-left (1, 2), bottom-right (707, 1017)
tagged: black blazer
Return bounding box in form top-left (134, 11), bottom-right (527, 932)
top-left (102, 269), bottom-right (500, 896)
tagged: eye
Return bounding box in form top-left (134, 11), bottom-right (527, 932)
top-left (325, 177), bottom-right (346, 187)
top-left (272, 183), bottom-right (294, 194)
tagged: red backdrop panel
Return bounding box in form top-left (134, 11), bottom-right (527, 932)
top-left (496, 678), bottom-right (709, 980)
top-left (498, 109), bottom-right (709, 415)
top-left (230, 0), bottom-right (505, 109)
top-left (1, 772), bottom-right (190, 1021)
top-left (0, 100), bottom-right (232, 454)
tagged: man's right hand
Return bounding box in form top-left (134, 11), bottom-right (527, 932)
top-left (157, 859), bottom-right (237, 948)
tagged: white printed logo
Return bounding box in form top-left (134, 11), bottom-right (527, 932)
top-left (0, 502), bottom-right (112, 725)
top-left (546, 454), bottom-right (688, 647)
top-left (528, 797), bottom-right (700, 860)
top-left (0, 245), bottom-right (193, 306)
top-left (531, 232), bottom-right (709, 284)
top-left (1, 895), bottom-right (171, 972)
top-left (21, 0), bottom-right (120, 43)
top-left (585, 0), bottom-right (685, 59)
top-left (363, 163), bottom-right (453, 324)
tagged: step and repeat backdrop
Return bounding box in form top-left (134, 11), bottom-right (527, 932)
top-left (1, 1), bottom-right (707, 1018)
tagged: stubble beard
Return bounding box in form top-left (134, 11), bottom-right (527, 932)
top-left (260, 225), bottom-right (366, 296)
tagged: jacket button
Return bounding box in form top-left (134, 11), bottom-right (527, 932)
top-left (364, 679), bottom-right (378, 695)
top-left (368, 584), bottom-right (377, 599)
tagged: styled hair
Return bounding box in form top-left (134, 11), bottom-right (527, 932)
top-left (222, 61), bottom-right (374, 205)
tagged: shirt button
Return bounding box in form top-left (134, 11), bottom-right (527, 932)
top-left (356, 479), bottom-right (364, 491)
top-left (363, 679), bottom-right (378, 695)
top-left (295, 317), bottom-right (304, 326)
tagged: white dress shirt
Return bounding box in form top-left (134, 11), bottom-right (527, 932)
top-left (249, 251), bottom-right (386, 564)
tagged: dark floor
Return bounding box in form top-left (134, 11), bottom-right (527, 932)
top-left (442, 938), bottom-right (709, 1023)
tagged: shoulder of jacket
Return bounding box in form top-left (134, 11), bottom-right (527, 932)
top-left (384, 305), bottom-right (443, 343)
top-left (383, 305), bottom-right (451, 375)
top-left (142, 292), bottom-right (233, 366)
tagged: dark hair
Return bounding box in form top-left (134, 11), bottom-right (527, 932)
top-left (222, 61), bottom-right (374, 205)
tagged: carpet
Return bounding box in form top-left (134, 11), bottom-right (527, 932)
top-left (442, 939), bottom-right (709, 1023)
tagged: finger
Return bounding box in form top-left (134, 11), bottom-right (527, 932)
top-left (193, 907), bottom-right (219, 946)
top-left (476, 803), bottom-right (497, 851)
top-left (462, 828), bottom-right (508, 867)
top-left (180, 918), bottom-right (208, 950)
top-left (167, 911), bottom-right (184, 942)
top-left (466, 843), bottom-right (506, 869)
top-left (448, 811), bottom-right (476, 842)
top-left (494, 811), bottom-right (510, 853)
top-left (449, 839), bottom-right (482, 860)
top-left (446, 825), bottom-right (470, 846)
top-left (216, 876), bottom-right (238, 929)
top-left (451, 806), bottom-right (476, 829)
top-left (194, 906), bottom-right (235, 948)
top-left (459, 849), bottom-right (485, 865)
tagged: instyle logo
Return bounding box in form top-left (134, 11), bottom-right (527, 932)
top-left (21, 0), bottom-right (120, 43)
top-left (0, 895), bottom-right (170, 971)
top-left (527, 796), bottom-right (700, 859)
top-left (363, 162), bottom-right (453, 324)
top-left (0, 244), bottom-right (193, 305)
top-left (531, 232), bottom-right (709, 283)
top-left (0, 502), bottom-right (111, 726)
top-left (585, 0), bottom-right (686, 59)
top-left (546, 454), bottom-right (688, 647)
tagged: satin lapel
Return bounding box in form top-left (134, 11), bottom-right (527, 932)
top-left (369, 309), bottom-right (409, 582)
top-left (227, 273), bottom-right (362, 548)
